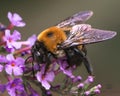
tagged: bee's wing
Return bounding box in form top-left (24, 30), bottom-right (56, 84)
top-left (61, 28), bottom-right (116, 48)
top-left (56, 11), bottom-right (93, 31)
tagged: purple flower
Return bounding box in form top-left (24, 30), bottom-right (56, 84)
top-left (0, 84), bottom-right (6, 93)
top-left (58, 58), bottom-right (75, 78)
top-left (0, 65), bottom-right (3, 72)
top-left (85, 76), bottom-right (94, 84)
top-left (21, 34), bottom-right (37, 46)
top-left (84, 84), bottom-right (102, 96)
top-left (94, 88), bottom-right (101, 94)
top-left (3, 29), bottom-right (22, 52)
top-left (6, 78), bottom-right (26, 96)
top-left (29, 92), bottom-right (39, 96)
top-left (27, 35), bottom-right (36, 46)
top-left (5, 54), bottom-right (25, 76)
top-left (94, 84), bottom-right (102, 94)
top-left (97, 84), bottom-right (102, 89)
top-left (72, 76), bottom-right (82, 82)
top-left (84, 91), bottom-right (90, 96)
top-left (0, 55), bottom-right (7, 63)
top-left (77, 83), bottom-right (84, 89)
top-left (7, 12), bottom-right (26, 27)
top-left (88, 76), bottom-right (94, 83)
top-left (0, 55), bottom-right (7, 72)
top-left (36, 65), bottom-right (55, 90)
top-left (0, 23), bottom-right (6, 31)
top-left (45, 90), bottom-right (52, 96)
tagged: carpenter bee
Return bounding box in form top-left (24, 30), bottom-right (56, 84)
top-left (28, 11), bottom-right (116, 75)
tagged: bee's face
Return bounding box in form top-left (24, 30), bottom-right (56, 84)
top-left (37, 26), bottom-right (67, 52)
top-left (31, 41), bottom-right (46, 64)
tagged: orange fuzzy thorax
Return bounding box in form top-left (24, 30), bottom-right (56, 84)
top-left (37, 26), bottom-right (67, 53)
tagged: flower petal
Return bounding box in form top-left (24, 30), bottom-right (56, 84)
top-left (46, 71), bottom-right (55, 82)
top-left (12, 30), bottom-right (21, 40)
top-left (36, 71), bottom-right (42, 82)
top-left (15, 21), bottom-right (26, 27)
top-left (0, 65), bottom-right (3, 72)
top-left (13, 13), bottom-right (22, 21)
top-left (15, 57), bottom-right (24, 66)
top-left (13, 66), bottom-right (23, 76)
top-left (6, 54), bottom-right (15, 61)
top-left (4, 29), bottom-right (11, 39)
top-left (7, 12), bottom-right (12, 22)
top-left (27, 35), bottom-right (37, 46)
top-left (5, 65), bottom-right (12, 75)
top-left (7, 12), bottom-right (26, 27)
top-left (42, 80), bottom-right (51, 90)
top-left (11, 42), bottom-right (22, 49)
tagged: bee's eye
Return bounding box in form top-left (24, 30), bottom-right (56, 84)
top-left (46, 32), bottom-right (54, 37)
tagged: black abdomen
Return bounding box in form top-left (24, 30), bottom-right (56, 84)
top-left (64, 47), bottom-right (83, 67)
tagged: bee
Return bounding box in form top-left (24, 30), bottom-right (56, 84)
top-left (28, 11), bottom-right (116, 75)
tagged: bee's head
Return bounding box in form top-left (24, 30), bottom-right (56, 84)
top-left (31, 41), bottom-right (47, 64)
top-left (37, 26), bottom-right (67, 53)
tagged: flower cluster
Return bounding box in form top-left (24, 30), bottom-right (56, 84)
top-left (0, 12), bottom-right (102, 96)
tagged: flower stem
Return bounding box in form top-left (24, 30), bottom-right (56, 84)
top-left (13, 46), bottom-right (31, 56)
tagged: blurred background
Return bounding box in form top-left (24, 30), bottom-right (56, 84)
top-left (0, 0), bottom-right (120, 95)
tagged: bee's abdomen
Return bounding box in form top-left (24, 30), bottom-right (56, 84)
top-left (64, 47), bottom-right (83, 67)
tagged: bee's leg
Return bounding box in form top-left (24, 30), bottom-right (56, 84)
top-left (44, 52), bottom-right (55, 75)
top-left (44, 62), bottom-right (50, 75)
top-left (81, 45), bottom-right (87, 56)
top-left (78, 45), bottom-right (87, 56)
top-left (82, 55), bottom-right (93, 75)
top-left (24, 55), bottom-right (33, 64)
top-left (24, 56), bottom-right (36, 77)
top-left (74, 48), bottom-right (93, 75)
top-left (31, 61), bottom-right (36, 77)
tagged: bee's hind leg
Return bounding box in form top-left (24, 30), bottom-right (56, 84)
top-left (44, 52), bottom-right (56, 75)
top-left (74, 48), bottom-right (93, 75)
top-left (82, 55), bottom-right (93, 75)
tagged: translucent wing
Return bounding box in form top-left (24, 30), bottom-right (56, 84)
top-left (56, 11), bottom-right (93, 31)
top-left (60, 28), bottom-right (116, 48)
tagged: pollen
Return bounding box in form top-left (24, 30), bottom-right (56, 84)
top-left (11, 83), bottom-right (16, 87)
top-left (42, 74), bottom-right (45, 80)
top-left (8, 38), bottom-right (12, 42)
top-left (11, 62), bottom-right (15, 66)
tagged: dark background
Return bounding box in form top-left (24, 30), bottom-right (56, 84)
top-left (0, 0), bottom-right (120, 96)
